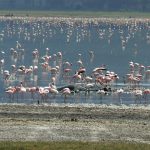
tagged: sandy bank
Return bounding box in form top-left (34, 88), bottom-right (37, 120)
top-left (0, 103), bottom-right (149, 143)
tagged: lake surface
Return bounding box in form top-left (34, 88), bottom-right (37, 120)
top-left (0, 17), bottom-right (150, 104)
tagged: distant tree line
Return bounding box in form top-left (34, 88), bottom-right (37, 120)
top-left (0, 0), bottom-right (150, 12)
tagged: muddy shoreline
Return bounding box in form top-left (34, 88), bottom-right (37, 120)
top-left (0, 104), bottom-right (149, 143)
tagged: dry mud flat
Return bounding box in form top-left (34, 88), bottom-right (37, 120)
top-left (0, 104), bottom-right (149, 144)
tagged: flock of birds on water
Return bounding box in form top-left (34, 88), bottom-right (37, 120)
top-left (0, 16), bottom-right (150, 48)
top-left (0, 16), bottom-right (150, 105)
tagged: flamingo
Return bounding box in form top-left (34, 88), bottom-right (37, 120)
top-left (48, 84), bottom-right (59, 98)
top-left (41, 62), bottom-right (49, 72)
top-left (26, 86), bottom-right (38, 100)
top-left (52, 54), bottom-right (57, 67)
top-left (11, 50), bottom-right (18, 64)
top-left (145, 68), bottom-right (150, 82)
top-left (41, 55), bottom-right (51, 64)
top-left (45, 47), bottom-right (50, 55)
top-left (50, 67), bottom-right (58, 78)
top-left (134, 62), bottom-right (139, 75)
top-left (84, 76), bottom-right (93, 83)
top-left (143, 89), bottom-right (150, 104)
top-left (126, 73), bottom-right (141, 89)
top-left (84, 83), bottom-right (95, 96)
top-left (0, 59), bottom-right (4, 74)
top-left (71, 72), bottom-right (82, 83)
top-left (96, 89), bottom-right (105, 102)
top-left (3, 70), bottom-right (10, 81)
top-left (92, 66), bottom-right (107, 74)
top-left (89, 50), bottom-right (94, 63)
top-left (25, 66), bottom-right (33, 75)
top-left (50, 77), bottom-right (56, 85)
top-left (62, 87), bottom-right (71, 102)
top-left (116, 88), bottom-right (124, 104)
top-left (11, 64), bottom-right (16, 73)
top-left (57, 51), bottom-right (62, 60)
top-left (132, 89), bottom-right (143, 104)
top-left (38, 87), bottom-right (49, 102)
top-left (139, 64), bottom-right (145, 78)
top-left (77, 60), bottom-right (84, 68)
top-left (63, 68), bottom-right (72, 76)
top-left (19, 82), bottom-right (27, 100)
top-left (16, 41), bottom-right (22, 50)
top-left (75, 67), bottom-right (86, 81)
top-left (95, 72), bottom-right (114, 87)
top-left (62, 61), bottom-right (72, 82)
top-left (5, 86), bottom-right (16, 101)
top-left (32, 49), bottom-right (39, 59)
top-left (78, 53), bottom-right (82, 61)
top-left (56, 51), bottom-right (62, 66)
top-left (63, 61), bottom-right (72, 70)
top-left (129, 61), bottom-right (134, 73)
top-left (77, 67), bottom-right (86, 75)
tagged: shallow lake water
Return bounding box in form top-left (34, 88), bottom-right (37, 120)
top-left (0, 17), bottom-right (150, 104)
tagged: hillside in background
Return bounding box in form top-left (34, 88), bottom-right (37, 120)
top-left (0, 0), bottom-right (150, 12)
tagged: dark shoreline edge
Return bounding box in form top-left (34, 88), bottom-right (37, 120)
top-left (0, 103), bottom-right (149, 121)
top-left (0, 10), bottom-right (150, 18)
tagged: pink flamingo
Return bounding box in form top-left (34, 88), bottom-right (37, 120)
top-left (62, 87), bottom-right (71, 103)
top-left (126, 73), bottom-right (141, 89)
top-left (95, 74), bottom-right (111, 86)
top-left (77, 67), bottom-right (86, 75)
top-left (25, 66), bottom-right (33, 75)
top-left (32, 49), bottom-right (39, 58)
top-left (41, 55), bottom-right (51, 63)
top-left (38, 87), bottom-right (49, 102)
top-left (62, 61), bottom-right (72, 81)
top-left (129, 61), bottom-right (134, 73)
top-left (143, 89), bottom-right (150, 104)
top-left (5, 86), bottom-right (16, 101)
top-left (41, 62), bottom-right (49, 72)
top-left (132, 89), bottom-right (143, 104)
top-left (26, 86), bottom-right (38, 100)
top-left (18, 82), bottom-right (27, 100)
top-left (63, 68), bottom-right (72, 76)
top-left (71, 72), bottom-right (82, 83)
top-left (48, 83), bottom-right (59, 98)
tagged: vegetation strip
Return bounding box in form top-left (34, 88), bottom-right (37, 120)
top-left (1, 10), bottom-right (150, 18)
top-left (0, 141), bottom-right (150, 150)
